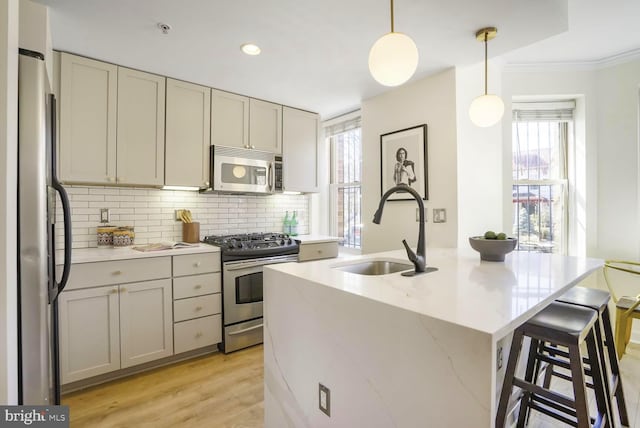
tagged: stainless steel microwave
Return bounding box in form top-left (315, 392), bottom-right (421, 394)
top-left (201, 145), bottom-right (283, 195)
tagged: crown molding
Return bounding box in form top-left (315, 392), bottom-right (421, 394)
top-left (504, 48), bottom-right (640, 73)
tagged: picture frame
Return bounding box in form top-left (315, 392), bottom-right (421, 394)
top-left (380, 124), bottom-right (428, 201)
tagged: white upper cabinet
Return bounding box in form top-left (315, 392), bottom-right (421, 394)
top-left (59, 53), bottom-right (117, 184)
top-left (283, 107), bottom-right (319, 193)
top-left (211, 89), bottom-right (249, 149)
top-left (165, 79), bottom-right (211, 188)
top-left (116, 67), bottom-right (166, 186)
top-left (249, 98), bottom-right (283, 153)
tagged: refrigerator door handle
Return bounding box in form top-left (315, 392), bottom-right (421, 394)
top-left (49, 93), bottom-right (72, 296)
top-left (52, 181), bottom-right (71, 294)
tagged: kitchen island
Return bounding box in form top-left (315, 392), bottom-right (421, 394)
top-left (263, 248), bottom-right (603, 428)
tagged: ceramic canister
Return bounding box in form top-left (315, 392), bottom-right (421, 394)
top-left (97, 225), bottom-right (117, 246)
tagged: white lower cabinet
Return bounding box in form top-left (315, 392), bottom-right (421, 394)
top-left (58, 286), bottom-right (120, 384)
top-left (172, 254), bottom-right (223, 355)
top-left (58, 257), bottom-right (173, 384)
top-left (58, 254), bottom-right (221, 385)
top-left (119, 279), bottom-right (173, 368)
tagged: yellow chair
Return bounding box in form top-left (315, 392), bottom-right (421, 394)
top-left (603, 260), bottom-right (640, 359)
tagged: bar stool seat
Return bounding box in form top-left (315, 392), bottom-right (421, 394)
top-left (552, 287), bottom-right (630, 426)
top-left (496, 301), bottom-right (611, 428)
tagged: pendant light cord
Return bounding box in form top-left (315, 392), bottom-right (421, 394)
top-left (390, 0), bottom-right (395, 33)
top-left (484, 31), bottom-right (488, 95)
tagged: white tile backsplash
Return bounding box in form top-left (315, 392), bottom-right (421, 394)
top-left (56, 185), bottom-right (309, 249)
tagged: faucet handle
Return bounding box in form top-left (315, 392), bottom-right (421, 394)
top-left (402, 239), bottom-right (418, 263)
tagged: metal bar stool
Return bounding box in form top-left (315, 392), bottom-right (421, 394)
top-left (548, 286), bottom-right (629, 426)
top-left (496, 302), bottom-right (611, 428)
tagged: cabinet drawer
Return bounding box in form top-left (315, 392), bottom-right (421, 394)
top-left (173, 253), bottom-right (220, 277)
top-left (65, 257), bottom-right (171, 291)
top-left (173, 294), bottom-right (221, 322)
top-left (174, 315), bottom-right (222, 354)
top-left (298, 242), bottom-right (339, 262)
top-left (173, 273), bottom-right (221, 299)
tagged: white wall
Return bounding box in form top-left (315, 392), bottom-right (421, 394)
top-left (594, 59), bottom-right (640, 261)
top-left (455, 62), bottom-right (505, 247)
top-left (361, 69), bottom-right (459, 254)
top-left (0, 0), bottom-right (19, 405)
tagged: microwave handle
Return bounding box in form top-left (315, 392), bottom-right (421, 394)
top-left (268, 162), bottom-right (274, 192)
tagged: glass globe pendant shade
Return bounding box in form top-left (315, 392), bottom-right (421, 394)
top-left (469, 94), bottom-right (504, 127)
top-left (368, 32), bottom-right (419, 87)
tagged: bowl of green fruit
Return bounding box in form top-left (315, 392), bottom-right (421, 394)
top-left (469, 231), bottom-right (518, 262)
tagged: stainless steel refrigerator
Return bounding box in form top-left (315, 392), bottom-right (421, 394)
top-left (18, 48), bottom-right (72, 405)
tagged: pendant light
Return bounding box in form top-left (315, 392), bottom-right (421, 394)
top-left (469, 27), bottom-right (504, 127)
top-left (368, 0), bottom-right (418, 87)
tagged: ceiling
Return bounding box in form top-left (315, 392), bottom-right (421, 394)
top-left (33, 0), bottom-right (637, 118)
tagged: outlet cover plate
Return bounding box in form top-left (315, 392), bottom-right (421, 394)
top-left (319, 383), bottom-right (330, 417)
top-left (433, 208), bottom-right (447, 223)
top-left (100, 208), bottom-right (110, 223)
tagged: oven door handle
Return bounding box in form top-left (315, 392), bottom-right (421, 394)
top-left (224, 257), bottom-right (298, 271)
top-left (228, 323), bottom-right (263, 336)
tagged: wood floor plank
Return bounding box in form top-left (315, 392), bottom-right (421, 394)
top-left (63, 345), bottom-right (264, 428)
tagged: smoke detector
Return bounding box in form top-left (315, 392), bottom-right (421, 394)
top-left (157, 23), bottom-right (172, 34)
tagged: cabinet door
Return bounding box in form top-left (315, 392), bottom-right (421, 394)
top-left (119, 279), bottom-right (173, 368)
top-left (116, 67), bottom-right (165, 186)
top-left (249, 98), bottom-right (282, 153)
top-left (211, 89), bottom-right (249, 149)
top-left (165, 79), bottom-right (211, 188)
top-left (283, 107), bottom-right (319, 192)
top-left (58, 286), bottom-right (120, 384)
top-left (59, 53), bottom-right (117, 184)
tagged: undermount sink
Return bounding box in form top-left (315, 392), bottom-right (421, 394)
top-left (334, 260), bottom-right (414, 276)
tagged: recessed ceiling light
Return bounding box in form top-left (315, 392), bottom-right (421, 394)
top-left (241, 43), bottom-right (261, 56)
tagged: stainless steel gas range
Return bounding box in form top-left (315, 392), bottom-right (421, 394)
top-left (202, 233), bottom-right (299, 353)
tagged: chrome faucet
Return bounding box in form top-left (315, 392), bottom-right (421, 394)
top-left (373, 184), bottom-right (427, 277)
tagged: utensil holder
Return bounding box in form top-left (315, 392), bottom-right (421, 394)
top-left (182, 222), bottom-right (200, 243)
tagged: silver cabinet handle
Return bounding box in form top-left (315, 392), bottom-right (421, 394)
top-left (120, 287), bottom-right (127, 292)
top-left (250, 145), bottom-right (255, 149)
top-left (113, 270), bottom-right (122, 275)
top-left (204, 181), bottom-right (210, 187)
top-left (194, 284), bottom-right (202, 290)
top-left (195, 306), bottom-right (203, 311)
top-left (107, 176), bottom-right (114, 182)
top-left (228, 323), bottom-right (263, 336)
top-left (194, 261), bottom-right (201, 267)
top-left (195, 332), bottom-right (203, 338)
top-left (111, 288), bottom-right (118, 294)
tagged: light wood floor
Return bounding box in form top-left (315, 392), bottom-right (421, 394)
top-left (64, 342), bottom-right (640, 428)
top-left (63, 345), bottom-right (264, 428)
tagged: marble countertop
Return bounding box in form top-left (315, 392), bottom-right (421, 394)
top-left (266, 248), bottom-right (603, 339)
top-left (56, 244), bottom-right (220, 264)
top-left (294, 234), bottom-right (342, 244)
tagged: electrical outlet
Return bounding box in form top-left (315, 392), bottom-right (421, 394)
top-left (319, 383), bottom-right (330, 417)
top-left (175, 209), bottom-right (184, 221)
top-left (433, 208), bottom-right (447, 223)
top-left (100, 208), bottom-right (110, 223)
top-left (497, 345), bottom-right (503, 370)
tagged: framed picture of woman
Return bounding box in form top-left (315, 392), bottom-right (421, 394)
top-left (380, 124), bottom-right (428, 201)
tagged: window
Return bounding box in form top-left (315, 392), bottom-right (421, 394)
top-left (326, 115), bottom-right (362, 249)
top-left (512, 101), bottom-right (574, 254)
